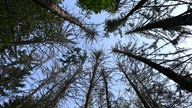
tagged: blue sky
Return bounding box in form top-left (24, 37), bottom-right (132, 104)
top-left (1, 0), bottom-right (191, 107)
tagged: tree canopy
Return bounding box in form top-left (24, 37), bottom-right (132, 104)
top-left (1, 0), bottom-right (192, 108)
top-left (77, 0), bottom-right (119, 13)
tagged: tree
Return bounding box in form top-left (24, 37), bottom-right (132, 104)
top-left (113, 44), bottom-right (192, 92)
top-left (0, 0), bottom-right (96, 106)
top-left (113, 42), bottom-right (192, 107)
top-left (105, 0), bottom-right (192, 42)
top-left (33, 0), bottom-right (96, 36)
top-left (1, 0), bottom-right (192, 107)
top-left (126, 8), bottom-right (192, 34)
top-left (0, 50), bottom-right (41, 96)
top-left (105, 0), bottom-right (148, 32)
top-left (77, 0), bottom-right (120, 13)
top-left (84, 50), bottom-right (111, 108)
top-left (117, 62), bottom-right (151, 108)
top-left (0, 96), bottom-right (40, 108)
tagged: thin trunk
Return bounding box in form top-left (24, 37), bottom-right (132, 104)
top-left (132, 68), bottom-right (159, 108)
top-left (118, 63), bottom-right (151, 108)
top-left (114, 0), bottom-right (121, 11)
top-left (113, 48), bottom-right (192, 92)
top-left (32, 0), bottom-right (95, 36)
top-left (121, 0), bottom-right (148, 22)
top-left (101, 69), bottom-right (111, 108)
top-left (24, 69), bottom-right (62, 103)
top-left (42, 66), bottom-right (82, 108)
top-left (84, 59), bottom-right (100, 108)
top-left (106, 0), bottom-right (148, 31)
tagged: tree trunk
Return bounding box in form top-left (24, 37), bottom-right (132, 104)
top-left (33, 0), bottom-right (95, 36)
top-left (113, 48), bottom-right (192, 92)
top-left (84, 59), bottom-right (99, 108)
top-left (118, 63), bottom-right (151, 108)
top-left (126, 9), bottom-right (192, 34)
top-left (106, 0), bottom-right (148, 32)
top-left (101, 69), bottom-right (111, 108)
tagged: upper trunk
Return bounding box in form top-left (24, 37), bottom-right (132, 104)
top-left (113, 48), bottom-right (192, 92)
top-left (33, 0), bottom-right (95, 36)
top-left (118, 63), bottom-right (152, 108)
top-left (126, 9), bottom-right (192, 34)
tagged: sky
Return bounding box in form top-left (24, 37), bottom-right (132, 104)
top-left (58, 1), bottom-right (192, 107)
top-left (64, 0), bottom-right (192, 50)
top-left (1, 0), bottom-right (191, 107)
top-left (64, 0), bottom-right (122, 49)
top-left (61, 1), bottom-right (131, 107)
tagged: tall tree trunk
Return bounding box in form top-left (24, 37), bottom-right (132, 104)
top-left (84, 59), bottom-right (99, 108)
top-left (126, 9), bottom-right (192, 34)
top-left (113, 48), bottom-right (192, 92)
top-left (132, 68), bottom-right (159, 108)
top-left (118, 63), bottom-right (151, 108)
top-left (106, 0), bottom-right (148, 31)
top-left (42, 66), bottom-right (83, 108)
top-left (33, 0), bottom-right (95, 36)
top-left (101, 69), bottom-right (111, 108)
top-left (121, 0), bottom-right (148, 22)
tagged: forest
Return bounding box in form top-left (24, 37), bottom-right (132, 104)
top-left (0, 0), bottom-right (192, 108)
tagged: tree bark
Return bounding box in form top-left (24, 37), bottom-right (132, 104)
top-left (32, 0), bottom-right (95, 36)
top-left (118, 63), bottom-right (151, 108)
top-left (106, 0), bottom-right (148, 32)
top-left (42, 66), bottom-right (83, 108)
top-left (84, 59), bottom-right (99, 108)
top-left (121, 0), bottom-right (148, 22)
top-left (113, 48), bottom-right (192, 92)
top-left (101, 69), bottom-right (111, 108)
top-left (126, 9), bottom-right (192, 34)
